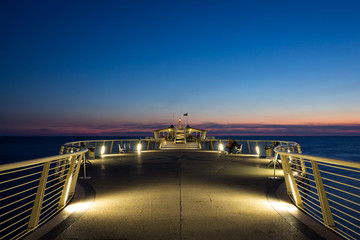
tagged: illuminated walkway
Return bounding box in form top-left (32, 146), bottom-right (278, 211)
top-left (27, 150), bottom-right (340, 240)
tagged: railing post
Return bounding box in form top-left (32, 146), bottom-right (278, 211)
top-left (68, 153), bottom-right (84, 196)
top-left (310, 160), bottom-right (335, 228)
top-left (110, 140), bottom-right (114, 154)
top-left (280, 153), bottom-right (292, 195)
top-left (297, 144), bottom-right (307, 175)
top-left (27, 162), bottom-right (50, 230)
top-left (247, 141), bottom-right (251, 154)
top-left (58, 156), bottom-right (77, 209)
top-left (281, 151), bottom-right (304, 208)
top-left (59, 145), bottom-right (65, 155)
top-left (103, 140), bottom-right (106, 154)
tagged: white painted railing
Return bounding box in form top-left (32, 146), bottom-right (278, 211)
top-left (0, 147), bottom-right (87, 240)
top-left (204, 138), bottom-right (299, 156)
top-left (275, 144), bottom-right (360, 240)
top-left (60, 138), bottom-right (160, 157)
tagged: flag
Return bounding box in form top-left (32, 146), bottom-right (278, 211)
top-left (184, 113), bottom-right (188, 116)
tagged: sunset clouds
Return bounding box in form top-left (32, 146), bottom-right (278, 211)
top-left (1, 119), bottom-right (359, 136)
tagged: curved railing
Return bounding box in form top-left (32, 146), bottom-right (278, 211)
top-left (59, 139), bottom-right (159, 158)
top-left (0, 146), bottom-right (87, 240)
top-left (1, 138), bottom-right (359, 240)
top-left (59, 138), bottom-right (300, 158)
top-left (274, 143), bottom-right (360, 240)
top-left (202, 138), bottom-right (300, 155)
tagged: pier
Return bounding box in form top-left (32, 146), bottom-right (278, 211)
top-left (25, 150), bottom-right (339, 240)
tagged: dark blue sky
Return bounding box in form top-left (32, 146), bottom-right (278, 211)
top-left (1, 1), bottom-right (359, 135)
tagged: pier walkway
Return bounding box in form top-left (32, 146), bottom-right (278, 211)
top-left (27, 150), bottom-right (340, 240)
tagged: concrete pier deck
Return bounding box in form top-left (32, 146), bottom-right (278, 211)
top-left (27, 150), bottom-right (340, 240)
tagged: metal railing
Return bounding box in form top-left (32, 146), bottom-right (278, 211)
top-left (275, 143), bottom-right (360, 240)
top-left (200, 138), bottom-right (299, 156)
top-left (1, 138), bottom-right (359, 240)
top-left (0, 147), bottom-right (87, 240)
top-left (59, 139), bottom-right (161, 158)
top-left (60, 138), bottom-right (297, 157)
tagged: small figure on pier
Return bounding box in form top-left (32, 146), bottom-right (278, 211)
top-left (226, 138), bottom-right (234, 154)
top-left (178, 118), bottom-right (182, 129)
top-left (226, 138), bottom-right (239, 154)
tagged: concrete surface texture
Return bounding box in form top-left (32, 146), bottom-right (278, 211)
top-left (33, 150), bottom-right (340, 240)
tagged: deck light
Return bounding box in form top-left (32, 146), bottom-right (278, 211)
top-left (271, 201), bottom-right (297, 213)
top-left (287, 149), bottom-right (292, 161)
top-left (256, 146), bottom-right (260, 155)
top-left (101, 146), bottom-right (105, 155)
top-left (219, 144), bottom-right (224, 151)
top-left (65, 201), bottom-right (92, 214)
top-left (137, 143), bottom-right (141, 152)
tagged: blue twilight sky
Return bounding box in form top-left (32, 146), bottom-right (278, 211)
top-left (0, 0), bottom-right (359, 136)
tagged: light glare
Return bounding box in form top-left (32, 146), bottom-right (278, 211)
top-left (101, 146), bottom-right (105, 155)
top-left (219, 144), bottom-right (224, 151)
top-left (65, 201), bottom-right (92, 214)
top-left (271, 201), bottom-right (298, 213)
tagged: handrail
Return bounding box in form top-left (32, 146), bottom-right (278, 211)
top-left (0, 146), bottom-right (86, 240)
top-left (274, 144), bottom-right (360, 240)
top-left (275, 147), bottom-right (359, 169)
top-left (0, 150), bottom-right (87, 172)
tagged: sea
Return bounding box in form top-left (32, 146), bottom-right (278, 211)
top-left (0, 136), bottom-right (359, 165)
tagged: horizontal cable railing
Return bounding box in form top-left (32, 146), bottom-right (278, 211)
top-left (61, 138), bottom-right (299, 158)
top-left (275, 144), bottom-right (360, 240)
top-left (0, 148), bottom-right (86, 240)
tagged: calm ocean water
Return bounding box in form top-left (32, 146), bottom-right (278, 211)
top-left (0, 136), bottom-right (359, 165)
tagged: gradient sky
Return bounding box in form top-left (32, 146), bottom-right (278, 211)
top-left (1, 0), bottom-right (359, 136)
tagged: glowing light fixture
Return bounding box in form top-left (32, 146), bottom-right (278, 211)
top-left (137, 143), bottom-right (141, 152)
top-left (256, 146), bottom-right (260, 155)
top-left (271, 201), bottom-right (297, 213)
top-left (288, 149), bottom-right (292, 161)
top-left (219, 144), bottom-right (224, 151)
top-left (101, 146), bottom-right (105, 155)
top-left (65, 201), bottom-right (92, 214)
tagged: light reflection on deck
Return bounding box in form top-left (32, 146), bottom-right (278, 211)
top-left (30, 150), bottom-right (340, 240)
